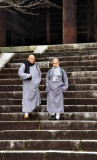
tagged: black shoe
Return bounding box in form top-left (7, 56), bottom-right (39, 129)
top-left (50, 113), bottom-right (55, 117)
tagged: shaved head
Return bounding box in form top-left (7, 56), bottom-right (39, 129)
top-left (52, 58), bottom-right (60, 68)
top-left (28, 54), bottom-right (35, 58)
top-left (28, 55), bottom-right (35, 64)
top-left (52, 58), bottom-right (59, 63)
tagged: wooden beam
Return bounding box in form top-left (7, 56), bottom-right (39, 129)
top-left (46, 9), bottom-right (50, 44)
top-left (0, 10), bottom-right (6, 47)
top-left (63, 0), bottom-right (77, 43)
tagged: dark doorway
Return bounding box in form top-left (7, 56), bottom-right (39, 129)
top-left (6, 0), bottom-right (62, 46)
top-left (77, 0), bottom-right (88, 43)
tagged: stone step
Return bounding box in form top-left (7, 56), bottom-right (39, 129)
top-left (0, 139), bottom-right (97, 151)
top-left (1, 105), bottom-right (97, 113)
top-left (46, 47), bottom-right (97, 51)
top-left (0, 71), bottom-right (97, 79)
top-left (0, 79), bottom-right (22, 85)
top-left (69, 84), bottom-right (97, 91)
top-left (0, 105), bottom-right (22, 113)
top-left (4, 51), bottom-right (97, 62)
top-left (68, 78), bottom-right (97, 84)
top-left (0, 85), bottom-right (46, 91)
top-left (41, 51), bottom-right (97, 57)
top-left (45, 49), bottom-right (97, 52)
top-left (13, 53), bottom-right (41, 59)
top-left (69, 71), bottom-right (97, 77)
top-left (0, 120), bottom-right (97, 130)
top-left (1, 66), bottom-right (97, 74)
top-left (6, 62), bottom-right (49, 68)
top-left (1, 91), bottom-right (97, 99)
top-left (47, 46), bottom-right (97, 50)
top-left (0, 151), bottom-right (97, 160)
top-left (6, 60), bottom-right (97, 68)
top-left (0, 77), bottom-right (97, 85)
top-left (1, 45), bottom-right (97, 157)
top-left (10, 55), bottom-right (97, 63)
top-left (0, 130), bottom-right (97, 140)
top-left (0, 112), bottom-right (97, 121)
top-left (64, 105), bottom-right (97, 112)
top-left (0, 121), bottom-right (39, 130)
top-left (0, 98), bottom-right (97, 105)
top-left (48, 43), bottom-right (97, 48)
top-left (0, 84), bottom-right (97, 92)
top-left (0, 74), bottom-right (19, 79)
top-left (13, 51), bottom-right (90, 59)
top-left (0, 99), bottom-right (21, 105)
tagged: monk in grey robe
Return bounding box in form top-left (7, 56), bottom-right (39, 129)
top-left (18, 55), bottom-right (41, 118)
top-left (46, 58), bottom-right (68, 120)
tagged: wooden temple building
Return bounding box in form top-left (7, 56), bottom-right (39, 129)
top-left (0, 0), bottom-right (97, 47)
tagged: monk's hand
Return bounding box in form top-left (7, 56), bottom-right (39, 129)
top-left (29, 75), bottom-right (32, 79)
top-left (27, 75), bottom-right (32, 80)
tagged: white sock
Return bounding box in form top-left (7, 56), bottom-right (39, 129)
top-left (25, 112), bottom-right (28, 116)
top-left (56, 113), bottom-right (60, 119)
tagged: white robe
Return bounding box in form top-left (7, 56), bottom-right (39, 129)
top-left (18, 63), bottom-right (41, 113)
top-left (46, 67), bottom-right (68, 113)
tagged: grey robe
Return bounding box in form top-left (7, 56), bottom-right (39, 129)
top-left (18, 63), bottom-right (41, 113)
top-left (46, 67), bottom-right (68, 113)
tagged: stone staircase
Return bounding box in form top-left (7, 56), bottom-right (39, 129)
top-left (0, 44), bottom-right (97, 159)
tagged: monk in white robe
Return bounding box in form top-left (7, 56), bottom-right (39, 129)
top-left (46, 58), bottom-right (68, 120)
top-left (18, 55), bottom-right (41, 118)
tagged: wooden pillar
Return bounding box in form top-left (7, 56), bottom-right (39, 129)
top-left (46, 9), bottom-right (50, 44)
top-left (63, 0), bottom-right (77, 43)
top-left (0, 10), bottom-right (6, 46)
top-left (87, 0), bottom-right (95, 42)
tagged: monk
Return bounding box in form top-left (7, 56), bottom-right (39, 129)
top-left (18, 55), bottom-right (41, 118)
top-left (46, 58), bottom-right (68, 120)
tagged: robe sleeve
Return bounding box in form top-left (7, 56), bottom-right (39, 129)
top-left (45, 71), bottom-right (50, 93)
top-left (36, 65), bottom-right (41, 84)
top-left (18, 64), bottom-right (31, 80)
top-left (62, 70), bottom-right (69, 92)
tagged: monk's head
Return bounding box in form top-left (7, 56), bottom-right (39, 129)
top-left (28, 55), bottom-right (35, 64)
top-left (52, 58), bottom-right (60, 68)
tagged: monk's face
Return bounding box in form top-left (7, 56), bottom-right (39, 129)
top-left (53, 59), bottom-right (59, 68)
top-left (28, 55), bottom-right (35, 64)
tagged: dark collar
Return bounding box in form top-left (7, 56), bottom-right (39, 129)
top-left (24, 60), bottom-right (35, 73)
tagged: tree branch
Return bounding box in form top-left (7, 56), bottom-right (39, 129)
top-left (0, 0), bottom-right (62, 15)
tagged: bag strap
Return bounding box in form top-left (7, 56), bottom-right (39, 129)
top-left (48, 68), bottom-right (64, 82)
